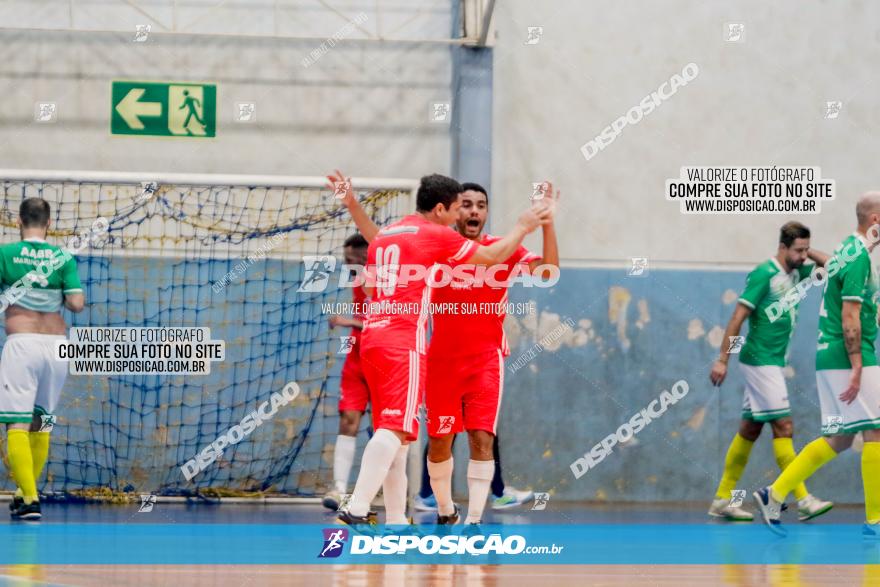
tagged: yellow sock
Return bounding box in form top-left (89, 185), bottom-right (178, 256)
top-left (7, 429), bottom-right (38, 504)
top-left (773, 437), bottom-right (809, 500)
top-left (862, 442), bottom-right (880, 524)
top-left (771, 437), bottom-right (836, 503)
top-left (714, 433), bottom-right (754, 500)
top-left (29, 431), bottom-right (50, 486)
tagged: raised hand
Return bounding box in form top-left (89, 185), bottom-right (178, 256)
top-left (326, 169), bottom-right (355, 206)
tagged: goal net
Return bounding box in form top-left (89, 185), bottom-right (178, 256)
top-left (0, 169), bottom-right (415, 499)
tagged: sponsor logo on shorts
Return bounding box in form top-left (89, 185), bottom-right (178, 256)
top-left (436, 416), bottom-right (455, 434)
top-left (319, 528), bottom-right (348, 558)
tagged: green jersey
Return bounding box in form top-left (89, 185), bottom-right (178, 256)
top-left (0, 238), bottom-right (83, 313)
top-left (738, 258), bottom-right (813, 367)
top-left (817, 233), bottom-right (879, 370)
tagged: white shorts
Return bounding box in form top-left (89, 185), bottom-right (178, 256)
top-left (740, 364), bottom-right (791, 422)
top-left (817, 367), bottom-right (880, 434)
top-left (0, 333), bottom-right (68, 425)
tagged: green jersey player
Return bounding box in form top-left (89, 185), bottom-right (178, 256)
top-left (0, 198), bottom-right (85, 520)
top-left (756, 192), bottom-right (880, 537)
top-left (710, 221), bottom-right (832, 522)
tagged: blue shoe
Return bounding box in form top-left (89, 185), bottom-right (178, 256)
top-left (461, 521), bottom-right (483, 537)
top-left (753, 487), bottom-right (786, 536)
top-left (414, 494), bottom-right (438, 512)
top-left (864, 523), bottom-right (880, 540)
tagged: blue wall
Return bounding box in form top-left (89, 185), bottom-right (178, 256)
top-left (494, 266), bottom-right (862, 504)
top-left (0, 259), bottom-right (865, 504)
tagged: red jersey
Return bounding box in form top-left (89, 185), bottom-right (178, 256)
top-left (350, 284), bottom-right (368, 341)
top-left (429, 233), bottom-right (539, 357)
top-left (361, 215), bottom-right (478, 353)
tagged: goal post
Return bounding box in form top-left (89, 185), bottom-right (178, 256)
top-left (0, 169), bottom-right (417, 500)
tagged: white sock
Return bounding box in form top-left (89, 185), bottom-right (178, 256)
top-left (347, 429), bottom-right (401, 517)
top-left (333, 434), bottom-right (357, 494)
top-left (428, 457), bottom-right (455, 516)
top-left (383, 445), bottom-right (410, 524)
top-left (465, 459), bottom-right (494, 524)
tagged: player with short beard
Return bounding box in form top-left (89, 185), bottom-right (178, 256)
top-left (425, 182), bottom-right (559, 526)
top-left (709, 221), bottom-right (831, 522)
top-left (328, 171), bottom-right (551, 527)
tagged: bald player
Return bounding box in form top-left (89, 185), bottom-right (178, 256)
top-left (755, 192), bottom-right (880, 537)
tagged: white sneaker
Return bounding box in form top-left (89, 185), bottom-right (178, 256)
top-left (707, 498), bottom-right (754, 521)
top-left (753, 486), bottom-right (786, 536)
top-left (797, 494), bottom-right (833, 521)
top-left (491, 487), bottom-right (534, 510)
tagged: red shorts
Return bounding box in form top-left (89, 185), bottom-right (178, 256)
top-left (426, 348), bottom-right (504, 437)
top-left (360, 345), bottom-right (425, 442)
top-left (338, 349), bottom-right (370, 413)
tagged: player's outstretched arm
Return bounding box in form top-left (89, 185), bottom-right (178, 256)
top-left (710, 303), bottom-right (751, 386)
top-left (808, 248), bottom-right (831, 268)
top-left (467, 204), bottom-right (551, 266)
top-left (326, 170), bottom-right (380, 242)
top-left (840, 300), bottom-right (863, 404)
top-left (529, 182), bottom-right (559, 275)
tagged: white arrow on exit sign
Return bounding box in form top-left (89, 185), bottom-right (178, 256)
top-left (115, 88), bottom-right (162, 130)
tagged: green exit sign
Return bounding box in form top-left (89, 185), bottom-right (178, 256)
top-left (111, 81), bottom-right (216, 137)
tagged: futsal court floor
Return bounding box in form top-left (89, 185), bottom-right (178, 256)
top-left (0, 501), bottom-right (876, 586)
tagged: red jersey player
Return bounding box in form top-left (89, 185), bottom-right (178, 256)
top-left (426, 181), bottom-right (559, 525)
top-left (327, 170), bottom-right (551, 526)
top-left (322, 234), bottom-right (371, 511)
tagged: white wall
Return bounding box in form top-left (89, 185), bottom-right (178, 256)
top-left (0, 0), bottom-right (454, 179)
top-left (491, 0), bottom-right (880, 267)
